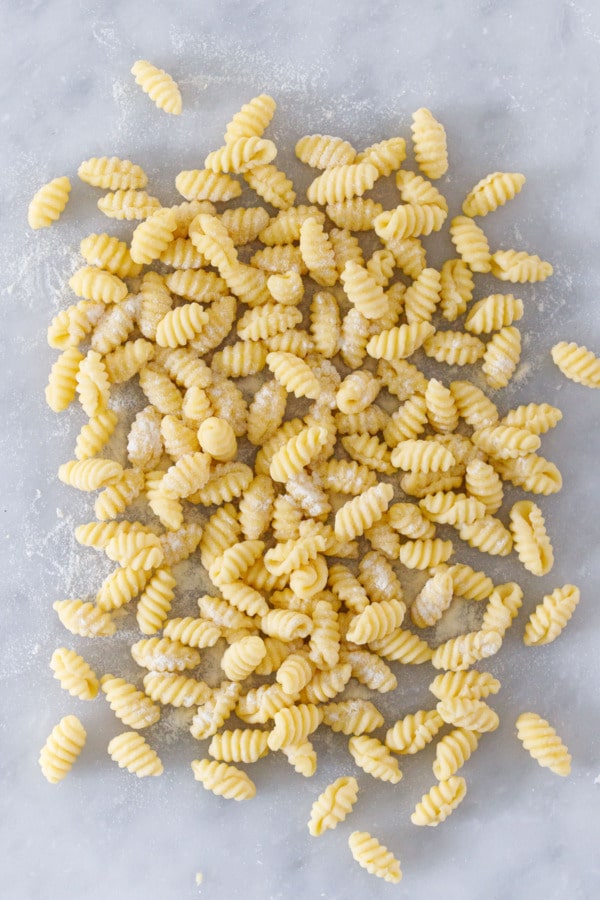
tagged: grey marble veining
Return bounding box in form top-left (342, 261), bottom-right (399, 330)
top-left (1, 1), bottom-right (600, 898)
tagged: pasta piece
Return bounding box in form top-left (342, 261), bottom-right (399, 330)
top-left (163, 617), bottom-right (221, 649)
top-left (369, 628), bottom-right (433, 665)
top-left (458, 516), bottom-right (513, 557)
top-left (78, 157), bottom-right (148, 190)
top-left (410, 571), bottom-right (454, 628)
top-left (261, 609), bottom-right (313, 641)
top-left (523, 584), bottom-right (580, 647)
top-left (491, 250), bottom-right (553, 283)
top-left (309, 291), bottom-right (340, 359)
top-left (269, 426), bottom-right (328, 483)
top-left (551, 341), bottom-right (600, 388)
top-left (205, 137), bottom-right (277, 174)
top-left (349, 736), bottom-right (402, 784)
top-left (191, 682), bottom-right (242, 738)
top-left (326, 198), bottom-right (383, 231)
top-left (492, 453), bottom-right (563, 495)
top-left (465, 459), bottom-right (504, 514)
top-left (411, 107), bottom-right (448, 179)
top-left (281, 740), bottom-right (317, 777)
top-left (346, 599), bottom-right (406, 645)
top-left (411, 776), bottom-right (467, 826)
top-left (501, 402), bottom-right (562, 434)
top-left (391, 440), bottom-right (455, 474)
top-left (221, 636), bottom-right (267, 682)
top-left (80, 233), bottom-right (142, 278)
top-left (100, 675), bottom-right (161, 729)
top-left (340, 260), bottom-right (388, 320)
top-left (449, 216), bottom-right (491, 273)
top-left (385, 710), bottom-right (444, 754)
top-left (197, 417), bottom-right (237, 462)
top-left (299, 217), bottom-right (337, 286)
top-left (131, 60), bottom-right (182, 115)
top-left (481, 582), bottom-right (523, 637)
top-left (465, 294), bottom-right (523, 334)
top-left (208, 729), bottom-right (270, 764)
top-left (75, 409), bottom-right (118, 460)
top-left (509, 500), bottom-right (554, 576)
top-left (334, 483), bottom-right (394, 541)
top-left (130, 208), bottom-right (177, 265)
top-left (28, 176), bottom-right (71, 229)
top-left (423, 331), bottom-right (485, 366)
top-left (431, 629), bottom-right (503, 671)
top-left (191, 759), bottom-right (256, 800)
top-left (243, 163), bottom-right (296, 209)
top-left (58, 458), bottom-right (123, 492)
top-left (266, 351), bottom-right (321, 400)
top-left (130, 637), bottom-right (201, 672)
top-left (330, 226), bottom-right (364, 274)
top-left (437, 698), bottom-right (499, 733)
top-left (224, 94), bottom-right (276, 143)
top-left (404, 267), bottom-right (442, 325)
top-left (463, 171), bottom-right (526, 217)
top-left (439, 258), bottom-right (474, 321)
top-left (307, 776), bottom-right (359, 836)
top-left (136, 567), bottom-right (177, 635)
top-left (429, 670), bottom-right (501, 702)
top-left (69, 266), bottom-right (128, 305)
top-left (321, 699), bottom-right (384, 735)
top-left (296, 134), bottom-right (356, 168)
top-left (472, 423), bottom-right (540, 460)
top-left (267, 271), bottom-right (304, 306)
top-left (374, 202), bottom-right (446, 241)
top-left (108, 732), bottom-right (163, 777)
top-left (53, 599), bottom-right (115, 638)
top-left (267, 703), bottom-right (323, 750)
top-left (39, 715), bottom-right (86, 783)
top-left (98, 189), bottom-right (161, 221)
top-left (366, 322), bottom-right (435, 360)
top-left (159, 236), bottom-right (205, 269)
top-left (50, 648), bottom-right (99, 700)
top-left (516, 712), bottom-right (572, 777)
top-left (348, 831), bottom-right (402, 884)
top-left (307, 162), bottom-right (379, 204)
top-left (176, 169), bottom-right (242, 203)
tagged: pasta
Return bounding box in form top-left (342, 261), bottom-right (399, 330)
top-left (36, 86), bottom-right (580, 892)
top-left (39, 715), bottom-right (86, 783)
top-left (307, 775), bottom-right (359, 835)
top-left (411, 776), bottom-right (467, 826)
top-left (551, 341), bottom-right (600, 387)
top-left (348, 831), bottom-right (402, 884)
top-left (523, 584), bottom-right (580, 646)
top-left (28, 176), bottom-right (71, 229)
top-left (515, 712), bottom-right (571, 776)
top-left (50, 648), bottom-right (99, 700)
top-left (108, 731), bottom-right (164, 777)
top-left (131, 60), bottom-right (182, 115)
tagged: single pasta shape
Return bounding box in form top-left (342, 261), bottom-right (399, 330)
top-left (78, 156), bottom-right (148, 190)
top-left (551, 341), bottom-right (600, 388)
top-left (28, 176), bottom-right (71, 229)
top-left (462, 171), bottom-right (526, 217)
top-left (348, 831), bottom-right (402, 884)
top-left (131, 60), bottom-right (182, 115)
top-left (191, 758), bottom-right (256, 800)
top-left (523, 584), bottom-right (580, 647)
top-left (449, 216), bottom-right (491, 273)
top-left (39, 715), bottom-right (86, 783)
top-left (411, 107), bottom-right (448, 179)
top-left (50, 648), bottom-right (99, 700)
top-left (348, 735), bottom-right (402, 783)
top-left (491, 249), bottom-right (553, 283)
top-left (307, 775), bottom-right (359, 836)
top-left (411, 776), bottom-right (467, 826)
top-left (108, 731), bottom-right (164, 777)
top-left (224, 93), bottom-right (276, 143)
top-left (295, 133), bottom-right (357, 168)
top-left (515, 712), bottom-right (571, 776)
top-left (509, 500), bottom-right (554, 576)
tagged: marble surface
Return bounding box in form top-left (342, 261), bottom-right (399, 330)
top-left (2, 1), bottom-right (600, 898)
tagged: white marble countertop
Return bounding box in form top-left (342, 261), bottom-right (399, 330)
top-left (2, 1), bottom-right (600, 898)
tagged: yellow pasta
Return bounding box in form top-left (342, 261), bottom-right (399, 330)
top-left (429, 670), bottom-right (501, 702)
top-left (100, 674), bottom-right (161, 729)
top-left (436, 697), bottom-right (499, 733)
top-left (176, 169), bottom-right (242, 202)
top-left (307, 162), bottom-right (379, 204)
top-left (78, 156), bottom-right (148, 190)
top-left (411, 107), bottom-right (448, 179)
top-left (49, 648), bottom-right (99, 700)
top-left (53, 598), bottom-right (116, 638)
top-left (224, 94), bottom-right (276, 143)
top-left (411, 776), bottom-right (467, 826)
top-left (98, 189), bottom-right (161, 220)
top-left (348, 831), bottom-right (402, 884)
top-left (340, 260), bottom-right (388, 320)
top-left (491, 249), bottom-right (553, 283)
top-left (28, 176), bottom-right (71, 229)
top-left (431, 629), bottom-right (503, 671)
top-left (509, 500), bottom-right (554, 576)
top-left (244, 163), bottom-right (296, 209)
top-left (439, 258), bottom-right (474, 321)
top-left (131, 60), bottom-right (182, 115)
top-left (551, 341), bottom-right (600, 388)
top-left (108, 731), bottom-right (164, 777)
top-left (191, 759), bottom-right (256, 800)
top-left (205, 136), bottom-right (277, 174)
top-left (296, 133), bottom-right (357, 168)
top-left (449, 215), bottom-right (491, 273)
top-left (463, 171), bottom-right (526, 217)
top-left (80, 231), bottom-right (143, 277)
top-left (523, 584), bottom-right (580, 647)
top-left (515, 712), bottom-right (571, 776)
top-left (39, 715), bottom-right (86, 783)
top-left (299, 216), bottom-right (337, 286)
top-left (374, 202), bottom-right (446, 241)
top-left (307, 776), bottom-right (359, 836)
top-left (385, 709), bottom-right (444, 754)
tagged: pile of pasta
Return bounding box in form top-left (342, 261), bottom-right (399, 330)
top-left (34, 74), bottom-right (589, 885)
